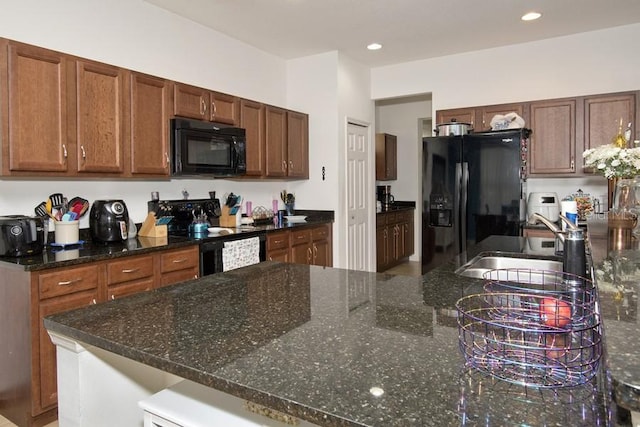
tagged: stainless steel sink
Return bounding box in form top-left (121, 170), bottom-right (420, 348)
top-left (455, 252), bottom-right (563, 279)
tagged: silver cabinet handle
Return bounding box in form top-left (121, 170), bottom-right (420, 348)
top-left (282, 160), bottom-right (287, 171)
top-left (200, 98), bottom-right (207, 115)
top-left (62, 144), bottom-right (68, 158)
top-left (122, 268), bottom-right (139, 274)
top-left (91, 299), bottom-right (97, 305)
top-left (211, 101), bottom-right (217, 117)
top-left (289, 160), bottom-right (293, 170)
top-left (172, 258), bottom-right (187, 264)
top-left (164, 152), bottom-right (169, 166)
top-left (80, 145), bottom-right (86, 160)
top-left (307, 247), bottom-right (312, 262)
top-left (58, 278), bottom-right (81, 286)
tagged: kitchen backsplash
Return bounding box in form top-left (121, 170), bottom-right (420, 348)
top-left (0, 179), bottom-right (303, 228)
top-left (526, 175), bottom-right (609, 211)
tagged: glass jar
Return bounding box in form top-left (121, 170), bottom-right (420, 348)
top-left (613, 177), bottom-right (640, 234)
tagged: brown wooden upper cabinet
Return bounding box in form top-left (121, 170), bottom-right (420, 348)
top-left (583, 92), bottom-right (636, 151)
top-left (240, 98), bottom-right (266, 176)
top-left (74, 59), bottom-right (126, 174)
top-left (173, 82), bottom-right (239, 125)
top-left (264, 105), bottom-right (309, 178)
top-left (435, 108), bottom-right (476, 130)
top-left (1, 40), bottom-right (71, 175)
top-left (376, 133), bottom-right (397, 181)
top-left (529, 98), bottom-right (577, 175)
top-left (129, 72), bottom-right (172, 176)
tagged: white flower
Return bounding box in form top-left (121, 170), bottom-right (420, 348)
top-left (583, 144), bottom-right (640, 178)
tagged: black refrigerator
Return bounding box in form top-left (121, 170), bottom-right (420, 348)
top-left (422, 128), bottom-right (531, 273)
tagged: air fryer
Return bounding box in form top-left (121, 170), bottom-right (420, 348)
top-left (90, 200), bottom-right (129, 243)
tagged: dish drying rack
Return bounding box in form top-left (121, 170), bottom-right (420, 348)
top-left (456, 268), bottom-right (602, 388)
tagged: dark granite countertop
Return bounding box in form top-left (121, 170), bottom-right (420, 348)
top-left (45, 234), bottom-right (617, 426)
top-left (586, 217), bottom-right (640, 413)
top-left (0, 210), bottom-right (333, 272)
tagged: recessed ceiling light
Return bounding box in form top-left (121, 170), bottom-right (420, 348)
top-left (367, 43), bottom-right (382, 51)
top-left (521, 12), bottom-right (542, 21)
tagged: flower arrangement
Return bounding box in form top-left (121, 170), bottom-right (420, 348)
top-left (582, 144), bottom-right (640, 179)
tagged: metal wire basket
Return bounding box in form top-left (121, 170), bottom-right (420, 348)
top-left (456, 269), bottom-right (602, 388)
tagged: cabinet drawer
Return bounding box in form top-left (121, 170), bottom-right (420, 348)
top-left (160, 246), bottom-right (199, 274)
top-left (107, 255), bottom-right (154, 285)
top-left (38, 264), bottom-right (100, 299)
top-left (267, 231), bottom-right (290, 251)
top-left (290, 229), bottom-right (311, 245)
top-left (108, 278), bottom-right (154, 300)
top-left (311, 224), bottom-right (330, 241)
top-left (160, 269), bottom-right (198, 288)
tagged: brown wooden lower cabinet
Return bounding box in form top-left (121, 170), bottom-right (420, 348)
top-left (0, 244), bottom-right (199, 427)
top-left (377, 209), bottom-right (415, 272)
top-left (266, 223), bottom-right (333, 267)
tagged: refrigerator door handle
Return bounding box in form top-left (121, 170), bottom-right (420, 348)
top-left (460, 162), bottom-right (469, 253)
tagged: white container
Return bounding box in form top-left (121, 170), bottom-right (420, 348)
top-left (54, 220), bottom-right (80, 244)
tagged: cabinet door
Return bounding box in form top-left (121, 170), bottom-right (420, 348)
top-left (291, 243), bottom-right (312, 265)
top-left (312, 240), bottom-right (330, 267)
top-left (435, 108), bottom-right (476, 130)
top-left (287, 111), bottom-right (309, 178)
top-left (38, 290), bottom-right (97, 413)
top-left (584, 92), bottom-right (636, 151)
top-left (173, 82), bottom-right (207, 120)
top-left (240, 99), bottom-right (265, 176)
top-left (75, 59), bottom-right (125, 173)
top-left (267, 231), bottom-right (290, 262)
top-left (209, 91), bottom-right (239, 125)
top-left (130, 72), bottom-right (171, 175)
top-left (268, 249), bottom-right (289, 263)
top-left (4, 41), bottom-right (69, 173)
top-left (375, 133), bottom-right (397, 180)
top-left (376, 226), bottom-right (388, 272)
top-left (529, 98), bottom-right (576, 175)
top-left (265, 105), bottom-right (287, 177)
top-left (477, 103), bottom-right (526, 132)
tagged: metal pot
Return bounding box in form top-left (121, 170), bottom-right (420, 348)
top-left (434, 120), bottom-right (472, 136)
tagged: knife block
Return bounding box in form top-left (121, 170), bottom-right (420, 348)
top-left (138, 213), bottom-right (168, 238)
top-left (219, 206), bottom-right (238, 227)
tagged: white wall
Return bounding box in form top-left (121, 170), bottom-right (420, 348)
top-left (0, 0), bottom-right (294, 225)
top-left (375, 96), bottom-right (432, 261)
top-left (285, 52), bottom-right (374, 269)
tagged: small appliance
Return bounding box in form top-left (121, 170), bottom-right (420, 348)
top-left (89, 200), bottom-right (130, 243)
top-left (527, 192), bottom-right (560, 223)
top-left (377, 185), bottom-right (395, 210)
top-left (171, 117), bottom-right (247, 177)
top-left (0, 215), bottom-right (45, 257)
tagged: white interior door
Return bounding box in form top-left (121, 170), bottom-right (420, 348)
top-left (346, 122), bottom-right (370, 271)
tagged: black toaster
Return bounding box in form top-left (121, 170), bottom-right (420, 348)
top-left (0, 215), bottom-right (45, 257)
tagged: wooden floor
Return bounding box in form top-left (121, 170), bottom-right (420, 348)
top-left (383, 260), bottom-right (422, 277)
top-left (0, 416), bottom-right (57, 427)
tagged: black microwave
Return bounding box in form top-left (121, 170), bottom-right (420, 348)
top-left (171, 117), bottom-right (246, 177)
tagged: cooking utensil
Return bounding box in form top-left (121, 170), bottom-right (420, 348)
top-left (34, 201), bottom-right (48, 218)
top-left (48, 193), bottom-right (65, 209)
top-left (434, 119), bottom-right (472, 136)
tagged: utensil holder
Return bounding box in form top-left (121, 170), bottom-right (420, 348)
top-left (54, 220), bottom-right (79, 245)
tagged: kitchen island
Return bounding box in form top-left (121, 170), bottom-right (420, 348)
top-left (44, 231), bottom-right (623, 426)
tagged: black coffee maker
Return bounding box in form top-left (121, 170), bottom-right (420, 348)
top-left (377, 185), bottom-right (394, 210)
top-left (89, 200), bottom-right (129, 243)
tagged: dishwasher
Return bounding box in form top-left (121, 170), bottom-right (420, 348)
top-left (199, 232), bottom-right (266, 275)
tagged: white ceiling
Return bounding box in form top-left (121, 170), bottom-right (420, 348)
top-left (144, 0), bottom-right (640, 67)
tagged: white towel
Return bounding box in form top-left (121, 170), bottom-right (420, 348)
top-left (222, 237), bottom-right (260, 271)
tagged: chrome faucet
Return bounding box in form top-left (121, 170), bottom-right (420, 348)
top-left (528, 212), bottom-right (587, 279)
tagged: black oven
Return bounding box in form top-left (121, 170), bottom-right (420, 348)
top-left (171, 117), bottom-right (246, 177)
